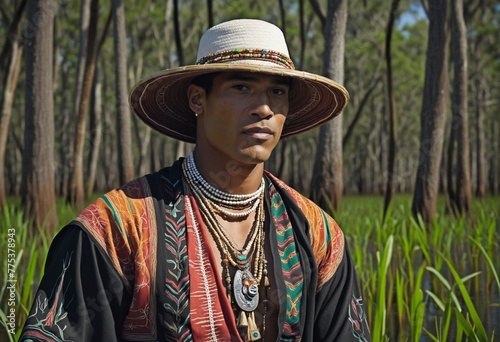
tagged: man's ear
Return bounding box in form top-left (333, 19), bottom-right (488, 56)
top-left (187, 84), bottom-right (205, 115)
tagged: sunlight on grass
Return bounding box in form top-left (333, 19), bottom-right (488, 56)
top-left (0, 195), bottom-right (498, 340)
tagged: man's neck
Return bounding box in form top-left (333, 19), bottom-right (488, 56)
top-left (192, 150), bottom-right (264, 195)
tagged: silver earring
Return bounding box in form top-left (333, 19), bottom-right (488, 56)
top-left (195, 111), bottom-right (198, 117)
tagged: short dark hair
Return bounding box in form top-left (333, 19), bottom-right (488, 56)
top-left (191, 73), bottom-right (220, 95)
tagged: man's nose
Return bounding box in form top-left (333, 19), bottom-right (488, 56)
top-left (251, 92), bottom-right (274, 119)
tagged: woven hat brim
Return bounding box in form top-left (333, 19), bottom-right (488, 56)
top-left (129, 64), bottom-right (349, 143)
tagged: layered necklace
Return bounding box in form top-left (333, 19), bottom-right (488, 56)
top-left (182, 152), bottom-right (270, 341)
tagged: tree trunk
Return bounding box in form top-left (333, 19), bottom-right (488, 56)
top-left (298, 0), bottom-right (306, 70)
top-left (382, 0), bottom-right (400, 220)
top-left (206, 0), bottom-right (213, 28)
top-left (0, 40), bottom-right (22, 206)
top-left (173, 0), bottom-right (184, 66)
top-left (60, 0), bottom-right (91, 196)
top-left (21, 0), bottom-right (58, 229)
top-left (73, 0), bottom-right (90, 118)
top-left (0, 0), bottom-right (26, 206)
top-left (113, 0), bottom-right (135, 185)
top-left (310, 0), bottom-right (347, 212)
top-left (86, 66), bottom-right (103, 197)
top-left (445, 123), bottom-right (457, 214)
top-left (0, 0), bottom-right (27, 71)
top-left (411, 0), bottom-right (449, 223)
top-left (57, 60), bottom-right (70, 197)
top-left (278, 0), bottom-right (286, 35)
top-left (132, 111), bottom-right (152, 176)
top-left (488, 122), bottom-right (498, 194)
top-left (69, 0), bottom-right (100, 208)
top-left (474, 74), bottom-right (486, 197)
top-left (450, 0), bottom-right (472, 215)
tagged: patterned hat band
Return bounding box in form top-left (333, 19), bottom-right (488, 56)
top-left (196, 48), bottom-right (295, 70)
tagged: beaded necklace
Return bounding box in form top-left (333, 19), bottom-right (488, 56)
top-left (182, 156), bottom-right (270, 341)
top-left (184, 152), bottom-right (265, 218)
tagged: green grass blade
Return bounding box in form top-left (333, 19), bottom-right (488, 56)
top-left (470, 237), bottom-right (500, 291)
top-left (425, 290), bottom-right (445, 312)
top-left (444, 257), bottom-right (488, 341)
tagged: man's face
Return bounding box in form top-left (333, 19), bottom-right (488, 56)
top-left (192, 72), bottom-right (289, 166)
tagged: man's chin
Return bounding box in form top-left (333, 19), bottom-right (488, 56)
top-left (237, 149), bottom-right (272, 165)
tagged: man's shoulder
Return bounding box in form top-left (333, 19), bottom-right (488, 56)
top-left (119, 157), bottom-right (184, 196)
top-left (265, 170), bottom-right (345, 288)
top-left (74, 159), bottom-right (184, 236)
top-left (106, 158), bottom-right (184, 201)
top-left (264, 170), bottom-right (326, 216)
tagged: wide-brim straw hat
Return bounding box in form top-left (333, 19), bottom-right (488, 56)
top-left (129, 19), bottom-right (349, 143)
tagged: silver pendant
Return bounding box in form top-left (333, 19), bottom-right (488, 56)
top-left (234, 269), bottom-right (259, 311)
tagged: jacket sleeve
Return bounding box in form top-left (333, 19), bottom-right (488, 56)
top-left (20, 225), bottom-right (132, 342)
top-left (313, 241), bottom-right (371, 341)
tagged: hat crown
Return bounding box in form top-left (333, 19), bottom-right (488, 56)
top-left (196, 19), bottom-right (294, 69)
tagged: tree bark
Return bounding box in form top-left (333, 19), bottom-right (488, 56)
top-left (0, 0), bottom-right (27, 71)
top-left (382, 0), bottom-right (400, 220)
top-left (450, 0), bottom-right (472, 216)
top-left (474, 71), bottom-right (486, 197)
top-left (60, 0), bottom-right (91, 196)
top-left (206, 0), bottom-right (213, 28)
top-left (0, 0), bottom-right (26, 206)
top-left (69, 0), bottom-right (100, 208)
top-left (298, 0), bottom-right (306, 70)
top-left (488, 122), bottom-right (498, 194)
top-left (113, 0), bottom-right (135, 185)
top-left (173, 0), bottom-right (184, 66)
top-left (411, 0), bottom-right (449, 223)
top-left (57, 61), bottom-right (70, 197)
top-left (0, 40), bottom-right (23, 206)
top-left (21, 0), bottom-right (58, 229)
top-left (86, 66), bottom-right (103, 197)
top-left (73, 0), bottom-right (90, 117)
top-left (310, 0), bottom-right (347, 212)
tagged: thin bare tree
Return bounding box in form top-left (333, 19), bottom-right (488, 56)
top-left (113, 0), bottom-right (135, 185)
top-left (310, 0), bottom-right (347, 212)
top-left (173, 0), bottom-right (187, 158)
top-left (0, 41), bottom-right (23, 207)
top-left (86, 66), bottom-right (103, 197)
top-left (382, 0), bottom-right (401, 220)
top-left (412, 0), bottom-right (449, 223)
top-left (450, 0), bottom-right (472, 215)
top-left (68, 0), bottom-right (100, 208)
top-left (0, 0), bottom-right (26, 206)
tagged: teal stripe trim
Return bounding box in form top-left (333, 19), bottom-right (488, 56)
top-left (101, 195), bottom-right (125, 236)
top-left (126, 198), bottom-right (135, 215)
top-left (320, 211), bottom-right (332, 243)
top-left (271, 188), bottom-right (302, 326)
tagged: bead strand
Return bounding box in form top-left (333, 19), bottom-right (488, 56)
top-left (185, 152), bottom-right (264, 206)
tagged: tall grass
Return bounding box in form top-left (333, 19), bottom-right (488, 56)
top-left (1, 195), bottom-right (499, 340)
top-left (0, 199), bottom-right (77, 341)
top-left (336, 195), bottom-right (499, 341)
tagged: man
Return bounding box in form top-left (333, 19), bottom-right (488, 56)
top-left (21, 19), bottom-right (370, 341)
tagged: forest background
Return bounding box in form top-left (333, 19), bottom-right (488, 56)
top-left (0, 0), bottom-right (499, 341)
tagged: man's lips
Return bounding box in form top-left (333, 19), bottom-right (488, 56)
top-left (242, 126), bottom-right (274, 139)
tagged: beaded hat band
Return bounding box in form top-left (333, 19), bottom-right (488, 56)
top-left (196, 48), bottom-right (295, 70)
top-left (129, 19), bottom-right (349, 143)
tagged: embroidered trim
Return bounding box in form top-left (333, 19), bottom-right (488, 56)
top-left (185, 196), bottom-right (219, 342)
top-left (196, 48), bottom-right (295, 69)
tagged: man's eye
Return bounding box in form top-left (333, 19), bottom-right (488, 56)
top-left (271, 89), bottom-right (286, 95)
top-left (233, 84), bottom-right (249, 91)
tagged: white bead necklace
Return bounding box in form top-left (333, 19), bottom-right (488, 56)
top-left (184, 152), bottom-right (265, 218)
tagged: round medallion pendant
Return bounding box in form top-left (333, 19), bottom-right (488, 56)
top-left (234, 269), bottom-right (259, 311)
